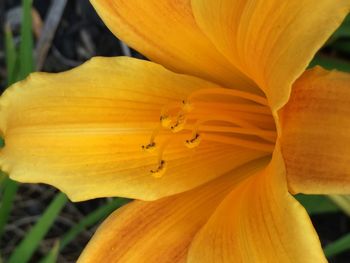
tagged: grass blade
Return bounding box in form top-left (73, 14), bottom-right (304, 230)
top-left (324, 233), bottom-right (350, 258)
top-left (0, 0), bottom-right (34, 241)
top-left (328, 14), bottom-right (350, 42)
top-left (0, 179), bottom-right (19, 238)
top-left (0, 137), bottom-right (6, 187)
top-left (0, 172), bottom-right (8, 188)
top-left (8, 193), bottom-right (67, 263)
top-left (295, 194), bottom-right (340, 215)
top-left (38, 241), bottom-right (60, 263)
top-left (332, 40), bottom-right (350, 55)
top-left (60, 198), bottom-right (129, 249)
top-left (4, 25), bottom-right (18, 85)
top-left (39, 198), bottom-right (129, 262)
top-left (310, 54), bottom-right (350, 72)
top-left (327, 195), bottom-right (350, 217)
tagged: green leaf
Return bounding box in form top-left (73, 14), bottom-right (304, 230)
top-left (7, 193), bottom-right (67, 263)
top-left (295, 194), bottom-right (339, 215)
top-left (0, 171), bottom-right (8, 188)
top-left (60, 198), bottom-right (129, 249)
top-left (38, 241), bottom-right (60, 263)
top-left (39, 198), bottom-right (129, 262)
top-left (324, 233), bottom-right (350, 258)
top-left (327, 195), bottom-right (350, 217)
top-left (309, 54), bottom-right (350, 72)
top-left (329, 15), bottom-right (350, 42)
top-left (0, 0), bottom-right (35, 242)
top-left (0, 179), bottom-right (19, 238)
top-left (18, 0), bottom-right (34, 81)
top-left (332, 40), bottom-right (350, 55)
top-left (4, 25), bottom-right (18, 86)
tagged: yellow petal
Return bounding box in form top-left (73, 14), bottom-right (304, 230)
top-left (187, 147), bottom-right (326, 263)
top-left (90, 0), bottom-right (258, 92)
top-left (191, 0), bottom-right (350, 110)
top-left (78, 157), bottom-right (269, 263)
top-left (0, 57), bottom-right (265, 201)
top-left (281, 67), bottom-right (350, 194)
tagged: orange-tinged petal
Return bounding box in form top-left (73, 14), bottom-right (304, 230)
top-left (90, 0), bottom-right (259, 92)
top-left (78, 157), bottom-right (269, 263)
top-left (0, 57), bottom-right (266, 201)
top-left (191, 0), bottom-right (350, 110)
top-left (281, 67), bottom-right (350, 194)
top-left (187, 147), bottom-right (326, 263)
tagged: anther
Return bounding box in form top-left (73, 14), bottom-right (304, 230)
top-left (182, 100), bottom-right (194, 113)
top-left (150, 160), bottom-right (167, 178)
top-left (141, 142), bottom-right (156, 152)
top-left (185, 133), bottom-right (201, 149)
top-left (160, 115), bottom-right (172, 128)
top-left (170, 113), bottom-right (186, 133)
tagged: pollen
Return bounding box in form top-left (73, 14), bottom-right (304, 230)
top-left (185, 133), bottom-right (201, 149)
top-left (170, 114), bottom-right (186, 133)
top-left (150, 160), bottom-right (167, 178)
top-left (141, 142), bottom-right (156, 153)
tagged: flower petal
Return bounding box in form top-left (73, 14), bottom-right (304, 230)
top-left (78, 158), bottom-right (269, 263)
top-left (191, 0), bottom-right (350, 110)
top-left (0, 57), bottom-right (265, 201)
top-left (281, 67), bottom-right (350, 194)
top-left (187, 147), bottom-right (326, 263)
top-left (90, 0), bottom-right (258, 92)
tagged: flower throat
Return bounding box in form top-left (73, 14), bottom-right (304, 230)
top-left (142, 87), bottom-right (276, 178)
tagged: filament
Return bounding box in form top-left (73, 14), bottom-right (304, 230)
top-left (149, 140), bottom-right (168, 178)
top-left (148, 136), bottom-right (184, 178)
top-left (142, 124), bottom-right (162, 152)
top-left (189, 115), bottom-right (275, 142)
top-left (194, 102), bottom-right (271, 115)
top-left (150, 160), bottom-right (166, 178)
top-left (189, 125), bottom-right (276, 139)
top-left (202, 134), bottom-right (274, 152)
top-left (186, 88), bottom-right (268, 106)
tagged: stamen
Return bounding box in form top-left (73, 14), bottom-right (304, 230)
top-left (188, 125), bottom-right (276, 140)
top-left (160, 115), bottom-right (172, 128)
top-left (185, 133), bottom-right (201, 149)
top-left (144, 88), bottom-right (275, 179)
top-left (148, 136), bottom-right (177, 178)
top-left (181, 100), bottom-right (194, 113)
top-left (150, 160), bottom-right (167, 178)
top-left (159, 100), bottom-right (193, 130)
top-left (189, 115), bottom-right (275, 143)
top-left (194, 102), bottom-right (271, 115)
top-left (170, 113), bottom-right (187, 133)
top-left (142, 124), bottom-right (162, 152)
top-left (187, 88), bottom-right (268, 106)
top-left (202, 134), bottom-right (274, 152)
top-left (141, 141), bottom-right (156, 153)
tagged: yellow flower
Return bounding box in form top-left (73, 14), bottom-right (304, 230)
top-left (1, 0), bottom-right (350, 262)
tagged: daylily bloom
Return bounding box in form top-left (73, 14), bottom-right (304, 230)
top-left (1, 0), bottom-right (350, 262)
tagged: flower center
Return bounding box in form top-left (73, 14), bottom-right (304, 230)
top-left (143, 87), bottom-right (276, 178)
